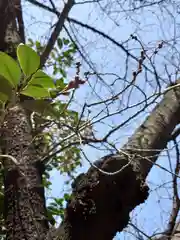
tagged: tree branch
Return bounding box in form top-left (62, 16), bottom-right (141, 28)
top-left (159, 138), bottom-right (180, 239)
top-left (26, 0), bottom-right (58, 15)
top-left (49, 80), bottom-right (180, 239)
top-left (26, 0), bottom-right (162, 79)
top-left (67, 17), bottom-right (163, 79)
top-left (40, 0), bottom-right (75, 68)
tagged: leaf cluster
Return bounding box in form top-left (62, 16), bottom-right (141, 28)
top-left (0, 39), bottom-right (90, 229)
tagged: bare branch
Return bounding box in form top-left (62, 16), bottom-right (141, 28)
top-left (26, 0), bottom-right (58, 15)
top-left (48, 79), bottom-right (180, 240)
top-left (164, 138), bottom-right (180, 238)
top-left (40, 0), bottom-right (75, 68)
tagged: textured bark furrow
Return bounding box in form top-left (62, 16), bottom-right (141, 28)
top-left (1, 105), bottom-right (48, 239)
top-left (4, 168), bottom-right (47, 240)
top-left (0, 1), bottom-right (22, 57)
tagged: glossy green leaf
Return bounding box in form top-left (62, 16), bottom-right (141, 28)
top-left (28, 70), bottom-right (55, 89)
top-left (17, 43), bottom-right (40, 76)
top-left (0, 75), bottom-right (13, 99)
top-left (21, 85), bottom-right (50, 99)
top-left (0, 52), bottom-right (21, 86)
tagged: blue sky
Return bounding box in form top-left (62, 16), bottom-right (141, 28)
top-left (23, 0), bottom-right (180, 239)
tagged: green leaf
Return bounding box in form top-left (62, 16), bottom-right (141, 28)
top-left (35, 41), bottom-right (41, 49)
top-left (17, 43), bottom-right (40, 77)
top-left (21, 99), bottom-right (50, 112)
top-left (63, 50), bottom-right (71, 58)
top-left (51, 51), bottom-right (56, 59)
top-left (59, 68), bottom-right (67, 78)
top-left (42, 177), bottom-right (52, 189)
top-left (0, 52), bottom-right (21, 86)
top-left (68, 110), bottom-right (79, 120)
top-left (64, 193), bottom-right (71, 201)
top-left (57, 38), bottom-right (63, 49)
top-left (46, 210), bottom-right (56, 225)
top-left (53, 64), bottom-right (58, 75)
top-left (0, 75), bottom-right (13, 99)
top-left (28, 70), bottom-right (55, 89)
top-left (69, 43), bottom-right (77, 52)
top-left (54, 198), bottom-right (64, 206)
top-left (63, 38), bottom-right (70, 45)
top-left (0, 92), bottom-right (8, 104)
top-left (21, 85), bottom-right (50, 99)
top-left (21, 99), bottom-right (58, 117)
top-left (47, 206), bottom-right (60, 215)
top-left (0, 92), bottom-right (8, 111)
top-left (55, 78), bottom-right (66, 90)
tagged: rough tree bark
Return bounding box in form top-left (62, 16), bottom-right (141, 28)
top-left (0, 1), bottom-right (49, 239)
top-left (0, 1), bottom-right (179, 240)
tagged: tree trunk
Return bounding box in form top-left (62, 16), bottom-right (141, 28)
top-left (0, 1), bottom-right (180, 240)
top-left (55, 83), bottom-right (180, 240)
top-left (0, 1), bottom-right (49, 239)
